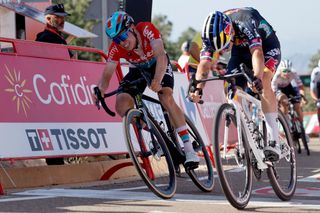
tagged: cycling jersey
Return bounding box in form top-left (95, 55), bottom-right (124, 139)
top-left (271, 70), bottom-right (303, 92)
top-left (200, 7), bottom-right (281, 89)
top-left (310, 67), bottom-right (320, 98)
top-left (106, 22), bottom-right (161, 69)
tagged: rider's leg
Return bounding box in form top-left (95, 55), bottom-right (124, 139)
top-left (261, 69), bottom-right (281, 160)
top-left (294, 102), bottom-right (304, 123)
top-left (115, 93), bottom-right (135, 117)
top-left (158, 87), bottom-right (200, 164)
top-left (278, 93), bottom-right (290, 123)
top-left (278, 93), bottom-right (289, 115)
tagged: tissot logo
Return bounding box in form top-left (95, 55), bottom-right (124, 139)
top-left (3, 64), bottom-right (33, 117)
top-left (26, 128), bottom-right (108, 151)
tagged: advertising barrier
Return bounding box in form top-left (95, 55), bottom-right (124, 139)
top-left (0, 38), bottom-right (226, 193)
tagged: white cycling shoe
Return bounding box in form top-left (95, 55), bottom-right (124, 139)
top-left (184, 152), bottom-right (200, 169)
top-left (264, 141), bottom-right (281, 162)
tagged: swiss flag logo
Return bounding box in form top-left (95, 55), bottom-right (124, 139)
top-left (37, 129), bottom-right (53, 151)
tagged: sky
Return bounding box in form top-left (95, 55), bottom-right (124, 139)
top-left (152, 0), bottom-right (319, 66)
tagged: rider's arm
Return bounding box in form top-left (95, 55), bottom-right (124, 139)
top-left (151, 38), bottom-right (167, 91)
top-left (97, 61), bottom-right (118, 92)
top-left (196, 59), bottom-right (212, 89)
top-left (250, 47), bottom-right (265, 79)
top-left (293, 73), bottom-right (305, 96)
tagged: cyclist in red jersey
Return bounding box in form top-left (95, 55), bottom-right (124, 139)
top-left (95, 11), bottom-right (200, 166)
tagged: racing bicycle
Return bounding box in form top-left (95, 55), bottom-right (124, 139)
top-left (188, 64), bottom-right (297, 209)
top-left (287, 95), bottom-right (310, 155)
top-left (94, 77), bottom-right (214, 199)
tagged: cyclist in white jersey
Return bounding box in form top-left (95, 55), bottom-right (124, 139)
top-left (272, 59), bottom-right (305, 123)
top-left (310, 59), bottom-right (320, 125)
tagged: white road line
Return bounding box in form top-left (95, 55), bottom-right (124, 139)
top-left (0, 195), bottom-right (55, 202)
top-left (10, 188), bottom-right (320, 209)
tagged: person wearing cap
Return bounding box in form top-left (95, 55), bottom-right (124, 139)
top-left (36, 4), bottom-right (70, 165)
top-left (36, 4), bottom-right (70, 46)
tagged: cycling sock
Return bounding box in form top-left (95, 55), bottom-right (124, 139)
top-left (265, 112), bottom-right (279, 144)
top-left (176, 125), bottom-right (194, 153)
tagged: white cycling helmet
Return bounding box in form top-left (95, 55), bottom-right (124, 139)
top-left (279, 59), bottom-right (293, 72)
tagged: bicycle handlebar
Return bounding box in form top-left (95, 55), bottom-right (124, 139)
top-left (187, 63), bottom-right (255, 103)
top-left (94, 78), bottom-right (146, 117)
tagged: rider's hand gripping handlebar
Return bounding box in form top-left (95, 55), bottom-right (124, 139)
top-left (94, 86), bottom-right (116, 117)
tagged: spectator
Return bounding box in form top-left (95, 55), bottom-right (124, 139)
top-left (35, 3), bottom-right (71, 165)
top-left (36, 3), bottom-right (73, 58)
top-left (310, 59), bottom-right (320, 126)
top-left (177, 40), bottom-right (191, 72)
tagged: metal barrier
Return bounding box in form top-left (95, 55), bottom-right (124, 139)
top-left (0, 37), bottom-right (225, 194)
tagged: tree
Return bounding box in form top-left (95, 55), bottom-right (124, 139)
top-left (52, 0), bottom-right (99, 60)
top-left (152, 15), bottom-right (197, 61)
top-left (309, 49), bottom-right (320, 70)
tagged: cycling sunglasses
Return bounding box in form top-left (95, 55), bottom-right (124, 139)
top-left (113, 29), bottom-right (130, 44)
top-left (282, 68), bottom-right (292, 73)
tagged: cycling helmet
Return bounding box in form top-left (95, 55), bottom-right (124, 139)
top-left (105, 11), bottom-right (134, 39)
top-left (279, 59), bottom-right (293, 72)
top-left (202, 11), bottom-right (234, 52)
top-left (181, 40), bottom-right (190, 52)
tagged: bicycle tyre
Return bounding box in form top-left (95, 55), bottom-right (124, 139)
top-left (267, 111), bottom-right (297, 201)
top-left (299, 122), bottom-right (310, 155)
top-left (213, 103), bottom-right (252, 209)
top-left (124, 108), bottom-right (177, 199)
top-left (184, 115), bottom-right (215, 192)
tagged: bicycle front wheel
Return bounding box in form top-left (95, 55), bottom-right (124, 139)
top-left (185, 115), bottom-right (215, 192)
top-left (124, 108), bottom-right (176, 199)
top-left (299, 122), bottom-right (310, 155)
top-left (267, 111), bottom-right (297, 201)
top-left (213, 103), bottom-right (252, 209)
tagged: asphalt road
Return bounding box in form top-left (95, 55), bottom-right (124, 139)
top-left (0, 137), bottom-right (319, 213)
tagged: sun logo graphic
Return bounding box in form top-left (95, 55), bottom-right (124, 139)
top-left (3, 64), bottom-right (32, 117)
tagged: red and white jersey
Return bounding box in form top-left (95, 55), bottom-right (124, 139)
top-left (271, 69), bottom-right (303, 91)
top-left (310, 67), bottom-right (320, 97)
top-left (106, 22), bottom-right (161, 69)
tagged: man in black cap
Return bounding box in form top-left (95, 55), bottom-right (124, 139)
top-left (36, 4), bottom-right (70, 46)
top-left (36, 4), bottom-right (70, 165)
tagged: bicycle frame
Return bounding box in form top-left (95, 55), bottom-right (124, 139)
top-left (230, 89), bottom-right (269, 170)
top-left (141, 94), bottom-right (185, 158)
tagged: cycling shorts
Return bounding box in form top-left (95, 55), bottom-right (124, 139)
top-left (227, 36), bottom-right (281, 89)
top-left (119, 58), bottom-right (174, 97)
top-left (276, 84), bottom-right (300, 104)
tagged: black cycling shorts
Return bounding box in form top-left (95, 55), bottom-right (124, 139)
top-left (119, 58), bottom-right (174, 97)
top-left (227, 34), bottom-right (281, 89)
top-left (278, 84), bottom-right (300, 104)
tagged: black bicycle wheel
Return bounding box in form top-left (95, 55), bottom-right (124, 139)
top-left (213, 103), bottom-right (252, 209)
top-left (267, 111), bottom-right (297, 201)
top-left (184, 115), bottom-right (215, 192)
top-left (290, 119), bottom-right (301, 154)
top-left (299, 122), bottom-right (310, 155)
top-left (124, 108), bottom-right (176, 199)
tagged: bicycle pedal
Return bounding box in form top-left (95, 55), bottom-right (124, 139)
top-left (264, 150), bottom-right (280, 162)
top-left (184, 162), bottom-right (199, 171)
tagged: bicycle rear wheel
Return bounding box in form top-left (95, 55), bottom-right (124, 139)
top-left (184, 115), bottom-right (215, 192)
top-left (267, 111), bottom-right (297, 201)
top-left (124, 108), bottom-right (176, 199)
top-left (213, 103), bottom-right (252, 209)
